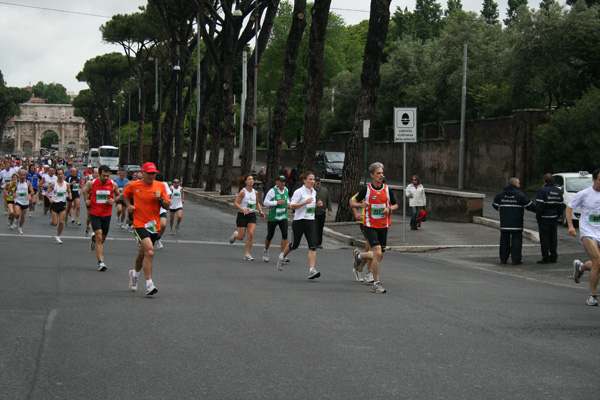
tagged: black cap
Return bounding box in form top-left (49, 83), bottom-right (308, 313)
top-left (277, 175), bottom-right (287, 181)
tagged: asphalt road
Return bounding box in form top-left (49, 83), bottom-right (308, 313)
top-left (1, 196), bottom-right (599, 399)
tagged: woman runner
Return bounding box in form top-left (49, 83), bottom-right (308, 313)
top-left (229, 174), bottom-right (265, 260)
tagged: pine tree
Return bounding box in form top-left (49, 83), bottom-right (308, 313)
top-left (481, 0), bottom-right (499, 24)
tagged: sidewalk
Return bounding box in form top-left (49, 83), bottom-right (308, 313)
top-left (183, 187), bottom-right (539, 253)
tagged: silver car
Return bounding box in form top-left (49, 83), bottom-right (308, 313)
top-left (553, 171), bottom-right (593, 225)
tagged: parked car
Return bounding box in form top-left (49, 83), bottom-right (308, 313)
top-left (553, 171), bottom-right (593, 226)
top-left (314, 151), bottom-right (344, 179)
top-left (124, 164), bottom-right (141, 180)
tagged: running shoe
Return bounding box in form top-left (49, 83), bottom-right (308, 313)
top-left (146, 282), bottom-right (158, 296)
top-left (353, 248), bottom-right (362, 270)
top-left (175, 226), bottom-right (179, 235)
top-left (359, 271), bottom-right (366, 282)
top-left (155, 239), bottom-right (164, 250)
top-left (352, 268), bottom-right (362, 282)
top-left (120, 223), bottom-right (126, 229)
top-left (244, 253), bottom-right (255, 261)
top-left (586, 294), bottom-right (598, 306)
top-left (71, 218), bottom-right (75, 224)
top-left (364, 271), bottom-right (374, 283)
top-left (90, 235), bottom-right (95, 251)
top-left (229, 231), bottom-right (238, 244)
top-left (128, 269), bottom-right (138, 291)
top-left (17, 227), bottom-right (23, 235)
top-left (76, 220), bottom-right (81, 226)
top-left (54, 236), bottom-right (62, 244)
top-left (169, 229), bottom-right (174, 235)
top-left (573, 260), bottom-right (583, 283)
top-left (371, 282), bottom-right (386, 294)
top-left (128, 225), bottom-right (134, 233)
top-left (10, 222), bottom-right (16, 230)
top-left (263, 250), bottom-right (270, 262)
top-left (29, 212), bottom-right (32, 218)
top-left (85, 227), bottom-right (90, 236)
top-left (277, 253), bottom-right (285, 271)
top-left (284, 258), bottom-right (290, 263)
top-left (98, 261), bottom-right (107, 272)
top-left (308, 269), bottom-right (321, 280)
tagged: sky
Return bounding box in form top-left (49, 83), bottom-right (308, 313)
top-left (0, 0), bottom-right (534, 94)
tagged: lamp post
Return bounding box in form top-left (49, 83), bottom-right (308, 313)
top-left (252, 11), bottom-right (260, 173)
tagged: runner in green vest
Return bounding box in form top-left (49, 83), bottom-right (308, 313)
top-left (262, 175), bottom-right (290, 262)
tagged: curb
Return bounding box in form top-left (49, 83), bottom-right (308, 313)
top-left (473, 216), bottom-right (540, 243)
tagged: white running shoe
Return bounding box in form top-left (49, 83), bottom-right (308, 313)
top-left (308, 269), bottom-right (321, 280)
top-left (263, 250), bottom-right (270, 262)
top-left (98, 261), bottom-right (107, 271)
top-left (169, 229), bottom-right (174, 235)
top-left (128, 270), bottom-right (138, 291)
top-left (244, 253), bottom-right (255, 261)
top-left (10, 222), bottom-right (16, 230)
top-left (175, 226), bottom-right (179, 235)
top-left (229, 231), bottom-right (238, 244)
top-left (277, 253), bottom-right (285, 271)
top-left (146, 282), bottom-right (158, 296)
top-left (364, 271), bottom-right (374, 283)
top-left (54, 236), bottom-right (62, 244)
top-left (155, 239), bottom-right (164, 250)
top-left (17, 227), bottom-right (23, 235)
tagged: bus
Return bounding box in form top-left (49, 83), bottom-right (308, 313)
top-left (98, 145), bottom-right (119, 172)
top-left (88, 148), bottom-right (99, 167)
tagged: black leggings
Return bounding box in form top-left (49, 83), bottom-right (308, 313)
top-left (289, 219), bottom-right (317, 251)
top-left (267, 219), bottom-right (288, 241)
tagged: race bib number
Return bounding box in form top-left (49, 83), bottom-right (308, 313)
top-left (589, 214), bottom-right (600, 223)
top-left (96, 190), bottom-right (110, 203)
top-left (18, 192), bottom-right (27, 198)
top-left (276, 208), bottom-right (286, 218)
top-left (247, 203), bottom-right (256, 210)
top-left (173, 192), bottom-right (181, 197)
top-left (72, 184), bottom-right (79, 191)
top-left (371, 204), bottom-right (385, 219)
top-left (145, 220), bottom-right (157, 233)
top-left (56, 191), bottom-right (66, 199)
top-left (306, 206), bottom-right (315, 216)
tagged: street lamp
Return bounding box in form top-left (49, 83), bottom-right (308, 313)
top-left (233, 0), bottom-right (243, 17)
top-left (252, 11), bottom-right (260, 173)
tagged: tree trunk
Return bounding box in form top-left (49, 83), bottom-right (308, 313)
top-left (265, 0), bottom-right (307, 190)
top-left (240, 3), bottom-right (280, 175)
top-left (336, 0), bottom-right (392, 222)
top-left (204, 102), bottom-right (222, 192)
top-left (300, 0), bottom-right (331, 176)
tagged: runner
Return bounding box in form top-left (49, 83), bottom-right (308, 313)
top-left (122, 162), bottom-right (170, 296)
top-left (26, 164), bottom-right (41, 217)
top-left (40, 166), bottom-right (57, 216)
top-left (276, 172), bottom-right (322, 279)
top-left (350, 162), bottom-right (398, 294)
top-left (84, 167), bottom-right (100, 236)
top-left (113, 169), bottom-right (130, 229)
top-left (1, 161), bottom-right (17, 215)
top-left (13, 169), bottom-right (34, 235)
top-left (168, 178), bottom-right (184, 235)
top-left (262, 175), bottom-right (289, 263)
top-left (350, 192), bottom-right (374, 284)
top-left (229, 174), bottom-right (266, 261)
top-left (82, 164), bottom-right (94, 184)
top-left (568, 168), bottom-right (600, 306)
top-left (3, 173), bottom-right (18, 228)
top-left (83, 165), bottom-right (120, 271)
top-left (153, 173), bottom-right (171, 250)
top-left (65, 167), bottom-right (82, 225)
top-left (46, 168), bottom-right (72, 244)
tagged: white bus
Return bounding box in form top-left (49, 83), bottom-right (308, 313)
top-left (88, 148), bottom-right (99, 167)
top-left (98, 145), bottom-right (119, 172)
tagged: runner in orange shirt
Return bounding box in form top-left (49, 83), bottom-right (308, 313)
top-left (122, 162), bottom-right (171, 296)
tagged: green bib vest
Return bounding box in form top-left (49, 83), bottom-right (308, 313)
top-left (268, 187), bottom-right (288, 221)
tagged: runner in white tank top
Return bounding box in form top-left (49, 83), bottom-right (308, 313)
top-left (169, 179), bottom-right (185, 235)
top-left (13, 170), bottom-right (34, 235)
top-left (229, 174), bottom-right (265, 261)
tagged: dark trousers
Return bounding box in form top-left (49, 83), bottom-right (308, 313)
top-left (537, 218), bottom-right (558, 262)
top-left (410, 206), bottom-right (423, 229)
top-left (500, 230), bottom-right (523, 264)
top-left (315, 213), bottom-right (326, 246)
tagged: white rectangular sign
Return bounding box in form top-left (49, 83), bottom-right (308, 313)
top-left (394, 107), bottom-right (417, 143)
top-left (363, 120), bottom-right (370, 138)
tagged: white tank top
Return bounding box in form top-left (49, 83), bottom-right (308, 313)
top-left (239, 187), bottom-right (257, 211)
top-left (15, 181), bottom-right (30, 206)
top-left (170, 186), bottom-right (183, 209)
top-left (50, 181), bottom-right (68, 203)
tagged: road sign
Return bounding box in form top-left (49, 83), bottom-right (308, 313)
top-left (363, 120), bottom-right (370, 138)
top-left (394, 107), bottom-right (417, 143)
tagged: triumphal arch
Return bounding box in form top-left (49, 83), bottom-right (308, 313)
top-left (12, 103), bottom-right (87, 156)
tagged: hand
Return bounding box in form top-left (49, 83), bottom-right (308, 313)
top-left (154, 190), bottom-right (161, 198)
top-left (354, 213), bottom-right (362, 221)
top-left (127, 205), bottom-right (135, 213)
top-left (317, 200), bottom-right (323, 207)
top-left (277, 199), bottom-right (286, 205)
top-left (568, 226), bottom-right (577, 237)
top-left (328, 211), bottom-right (332, 216)
top-left (86, 199), bottom-right (91, 207)
top-left (305, 197), bottom-right (314, 205)
top-left (260, 210), bottom-right (266, 219)
top-left (382, 207), bottom-right (390, 215)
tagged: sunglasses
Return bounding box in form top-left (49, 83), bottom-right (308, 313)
top-left (173, 181), bottom-right (180, 184)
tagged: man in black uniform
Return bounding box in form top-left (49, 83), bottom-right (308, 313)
top-left (492, 177), bottom-right (536, 265)
top-left (535, 173), bottom-right (564, 263)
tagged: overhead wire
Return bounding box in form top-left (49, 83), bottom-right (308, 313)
top-left (0, 1), bottom-right (111, 18)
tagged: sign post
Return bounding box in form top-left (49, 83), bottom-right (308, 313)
top-left (363, 120), bottom-right (370, 186)
top-left (394, 107), bottom-right (417, 244)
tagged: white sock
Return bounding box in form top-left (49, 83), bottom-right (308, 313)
top-left (133, 271), bottom-right (139, 278)
top-left (146, 279), bottom-right (153, 288)
top-left (279, 252), bottom-right (284, 260)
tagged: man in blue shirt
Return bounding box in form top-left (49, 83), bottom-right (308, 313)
top-left (113, 169), bottom-right (130, 229)
top-left (26, 164), bottom-right (41, 216)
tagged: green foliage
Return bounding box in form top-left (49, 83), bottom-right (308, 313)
top-left (504, 0), bottom-right (528, 26)
top-left (40, 131), bottom-right (59, 149)
top-left (31, 82), bottom-right (71, 104)
top-left (481, 0), bottom-right (500, 24)
top-left (413, 0), bottom-right (444, 41)
top-left (0, 71), bottom-right (31, 149)
top-left (445, 0), bottom-right (463, 16)
top-left (535, 87), bottom-right (600, 173)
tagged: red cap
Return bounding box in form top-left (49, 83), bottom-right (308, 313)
top-left (142, 162), bottom-right (159, 173)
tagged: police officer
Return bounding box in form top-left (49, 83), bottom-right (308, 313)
top-left (535, 173), bottom-right (564, 264)
top-left (492, 177), bottom-right (536, 265)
